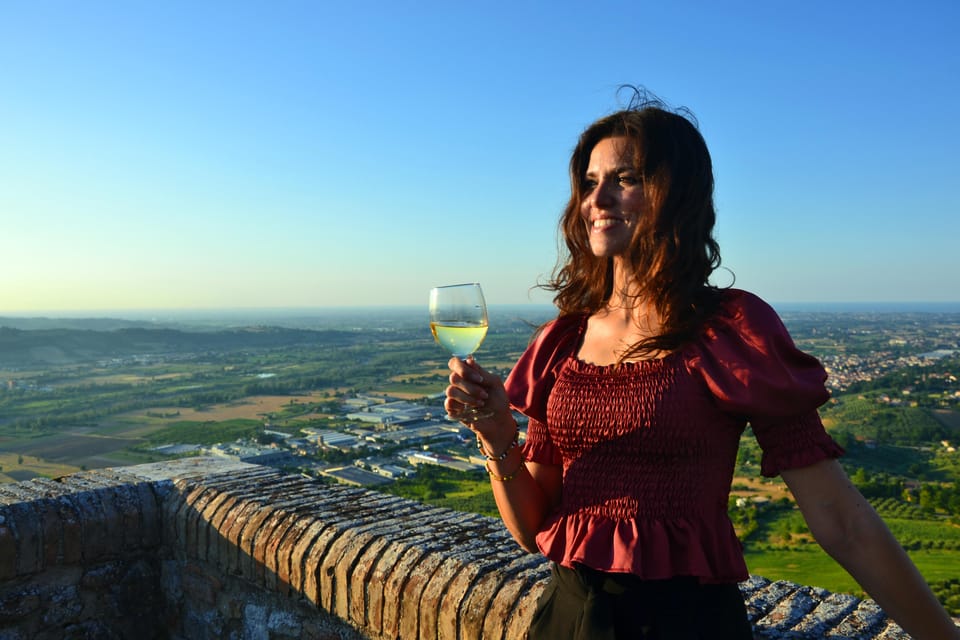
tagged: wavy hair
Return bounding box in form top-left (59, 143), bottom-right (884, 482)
top-left (544, 88), bottom-right (725, 358)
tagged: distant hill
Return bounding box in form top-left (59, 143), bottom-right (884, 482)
top-left (0, 325), bottom-right (364, 366)
top-left (0, 316), bottom-right (176, 331)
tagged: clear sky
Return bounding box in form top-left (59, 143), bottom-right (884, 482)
top-left (2, 0), bottom-right (958, 313)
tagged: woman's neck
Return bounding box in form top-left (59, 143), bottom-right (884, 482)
top-left (605, 262), bottom-right (646, 315)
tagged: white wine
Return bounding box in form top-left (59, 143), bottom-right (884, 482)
top-left (430, 321), bottom-right (488, 358)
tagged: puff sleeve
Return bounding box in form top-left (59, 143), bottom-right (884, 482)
top-left (685, 290), bottom-right (844, 477)
top-left (503, 314), bottom-right (584, 465)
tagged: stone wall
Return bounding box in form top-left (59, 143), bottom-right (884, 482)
top-left (0, 457), bottom-right (923, 639)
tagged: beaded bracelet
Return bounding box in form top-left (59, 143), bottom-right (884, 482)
top-left (485, 458), bottom-right (525, 482)
top-left (476, 427), bottom-right (519, 461)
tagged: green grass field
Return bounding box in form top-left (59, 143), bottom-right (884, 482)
top-left (745, 546), bottom-right (960, 598)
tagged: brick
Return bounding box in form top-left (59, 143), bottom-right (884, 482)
top-left (306, 522), bottom-right (362, 612)
top-left (261, 509), bottom-right (301, 594)
top-left (184, 487), bottom-right (220, 562)
top-left (792, 590), bottom-right (860, 637)
top-left (135, 481), bottom-right (161, 549)
top-left (221, 500), bottom-right (264, 576)
top-left (874, 619), bottom-right (910, 639)
top-left (321, 503), bottom-right (421, 620)
top-left (0, 588), bottom-right (41, 623)
top-left (762, 585), bottom-right (820, 632)
top-left (257, 497), bottom-right (327, 592)
top-left (110, 484), bottom-right (143, 553)
top-left (204, 494), bottom-right (241, 569)
top-left (0, 523), bottom-right (16, 581)
top-left (398, 550), bottom-right (443, 640)
top-left (348, 535), bottom-right (390, 629)
top-left (56, 497), bottom-right (83, 564)
top-left (383, 545), bottom-right (429, 638)
top-left (32, 499), bottom-right (62, 568)
top-left (181, 562), bottom-right (221, 607)
top-left (747, 579), bottom-right (799, 624)
top-left (828, 600), bottom-right (887, 638)
top-left (196, 489), bottom-right (233, 561)
top-left (7, 503), bottom-right (40, 575)
top-left (177, 484), bottom-right (209, 554)
top-left (94, 488), bottom-right (125, 558)
top-left (483, 563), bottom-right (549, 640)
top-left (343, 502), bottom-right (428, 629)
top-left (420, 544), bottom-right (495, 640)
top-left (161, 482), bottom-right (189, 550)
top-left (419, 557), bottom-right (460, 639)
top-left (361, 538), bottom-right (410, 635)
top-left (239, 503), bottom-right (280, 582)
top-left (81, 561), bottom-right (122, 589)
top-left (330, 529), bottom-right (379, 622)
top-left (503, 572), bottom-right (549, 640)
top-left (290, 519), bottom-right (328, 600)
top-left (276, 511), bottom-right (327, 595)
top-left (457, 552), bottom-right (544, 640)
top-left (436, 547), bottom-right (519, 640)
top-left (239, 482), bottom-right (309, 585)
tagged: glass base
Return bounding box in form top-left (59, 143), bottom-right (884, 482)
top-left (456, 406), bottom-right (495, 423)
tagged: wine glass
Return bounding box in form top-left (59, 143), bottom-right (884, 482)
top-left (429, 283), bottom-right (491, 421)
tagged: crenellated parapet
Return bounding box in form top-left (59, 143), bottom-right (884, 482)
top-left (0, 458), bottom-right (920, 638)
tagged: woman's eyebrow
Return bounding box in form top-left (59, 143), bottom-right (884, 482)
top-left (585, 164), bottom-right (635, 177)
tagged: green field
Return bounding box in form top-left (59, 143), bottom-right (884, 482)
top-left (745, 547), bottom-right (960, 599)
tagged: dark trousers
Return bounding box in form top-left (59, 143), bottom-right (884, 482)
top-left (528, 563), bottom-right (755, 640)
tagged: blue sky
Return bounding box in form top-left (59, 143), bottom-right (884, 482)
top-left (1, 0), bottom-right (958, 312)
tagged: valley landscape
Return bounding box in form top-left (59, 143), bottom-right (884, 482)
top-left (2, 304), bottom-right (959, 613)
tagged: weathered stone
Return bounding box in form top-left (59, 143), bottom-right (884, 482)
top-left (483, 564), bottom-right (545, 640)
top-left (828, 600), bottom-right (888, 638)
top-left (0, 521), bottom-right (18, 581)
top-left (4, 504), bottom-right (40, 576)
top-left (458, 551), bottom-right (545, 640)
top-left (290, 518), bottom-right (328, 598)
top-left (748, 579), bottom-right (800, 624)
top-left (0, 458), bottom-right (936, 640)
top-left (0, 588), bottom-right (41, 624)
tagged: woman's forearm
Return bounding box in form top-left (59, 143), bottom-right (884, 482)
top-left (785, 460), bottom-right (959, 639)
top-left (818, 504), bottom-right (959, 638)
top-left (485, 446), bottom-right (556, 552)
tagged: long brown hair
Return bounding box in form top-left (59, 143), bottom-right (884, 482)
top-left (544, 89), bottom-right (725, 358)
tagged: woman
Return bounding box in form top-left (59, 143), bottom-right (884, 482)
top-left (444, 91), bottom-right (959, 639)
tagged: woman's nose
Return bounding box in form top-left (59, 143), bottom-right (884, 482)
top-left (590, 179), bottom-right (616, 209)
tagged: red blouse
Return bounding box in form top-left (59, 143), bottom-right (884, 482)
top-left (504, 289), bottom-right (843, 583)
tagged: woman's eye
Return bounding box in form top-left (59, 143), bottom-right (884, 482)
top-left (582, 179), bottom-right (597, 191)
top-left (619, 175), bottom-right (638, 186)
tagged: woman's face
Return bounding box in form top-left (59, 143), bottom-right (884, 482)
top-left (579, 136), bottom-right (647, 258)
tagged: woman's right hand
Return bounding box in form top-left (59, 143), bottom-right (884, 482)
top-left (445, 356), bottom-right (516, 451)
top-left (447, 357), bottom-right (562, 553)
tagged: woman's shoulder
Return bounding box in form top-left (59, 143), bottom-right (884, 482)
top-left (706, 288), bottom-right (788, 338)
top-left (686, 288), bottom-right (829, 417)
top-left (715, 287), bottom-right (778, 318)
top-left (534, 312), bottom-right (588, 343)
top-left (504, 312), bottom-right (586, 419)
top-left (521, 312), bottom-right (588, 371)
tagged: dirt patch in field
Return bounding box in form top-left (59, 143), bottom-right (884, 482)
top-left (3, 432), bottom-right (142, 461)
top-left (730, 476), bottom-right (794, 503)
top-left (131, 393), bottom-right (329, 423)
top-left (3, 470), bottom-right (43, 482)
